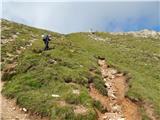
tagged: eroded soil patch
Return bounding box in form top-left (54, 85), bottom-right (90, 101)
top-left (89, 58), bottom-right (142, 120)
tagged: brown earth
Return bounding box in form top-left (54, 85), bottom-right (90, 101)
top-left (89, 58), bottom-right (142, 120)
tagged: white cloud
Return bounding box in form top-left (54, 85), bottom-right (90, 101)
top-left (2, 1), bottom-right (159, 33)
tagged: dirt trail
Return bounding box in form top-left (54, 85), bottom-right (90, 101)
top-left (1, 38), bottom-right (48, 120)
top-left (89, 58), bottom-right (141, 120)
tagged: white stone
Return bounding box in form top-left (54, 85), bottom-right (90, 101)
top-left (51, 94), bottom-right (60, 97)
top-left (73, 89), bottom-right (80, 95)
top-left (22, 108), bottom-right (27, 112)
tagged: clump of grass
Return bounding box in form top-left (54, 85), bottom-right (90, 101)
top-left (93, 100), bottom-right (108, 113)
top-left (140, 107), bottom-right (151, 120)
top-left (93, 76), bottom-right (108, 96)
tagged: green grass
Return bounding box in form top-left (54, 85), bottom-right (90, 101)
top-left (1, 19), bottom-right (160, 119)
top-left (93, 100), bottom-right (108, 113)
top-left (140, 107), bottom-right (151, 120)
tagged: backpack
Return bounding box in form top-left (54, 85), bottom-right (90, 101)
top-left (43, 35), bottom-right (48, 41)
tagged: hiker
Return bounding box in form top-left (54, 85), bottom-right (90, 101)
top-left (89, 28), bottom-right (95, 34)
top-left (42, 34), bottom-right (51, 50)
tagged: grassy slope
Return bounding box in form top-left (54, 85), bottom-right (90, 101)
top-left (1, 20), bottom-right (160, 119)
top-left (1, 20), bottom-right (104, 120)
top-left (1, 19), bottom-right (60, 69)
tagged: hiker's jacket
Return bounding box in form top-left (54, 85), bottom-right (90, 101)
top-left (43, 35), bottom-right (50, 43)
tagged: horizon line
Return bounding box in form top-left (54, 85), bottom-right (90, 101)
top-left (1, 18), bottom-right (160, 34)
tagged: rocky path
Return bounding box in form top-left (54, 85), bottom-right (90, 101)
top-left (0, 38), bottom-right (49, 120)
top-left (89, 58), bottom-right (141, 120)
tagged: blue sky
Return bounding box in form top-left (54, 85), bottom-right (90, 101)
top-left (2, 0), bottom-right (160, 33)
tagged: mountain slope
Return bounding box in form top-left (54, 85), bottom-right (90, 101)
top-left (1, 19), bottom-right (160, 120)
